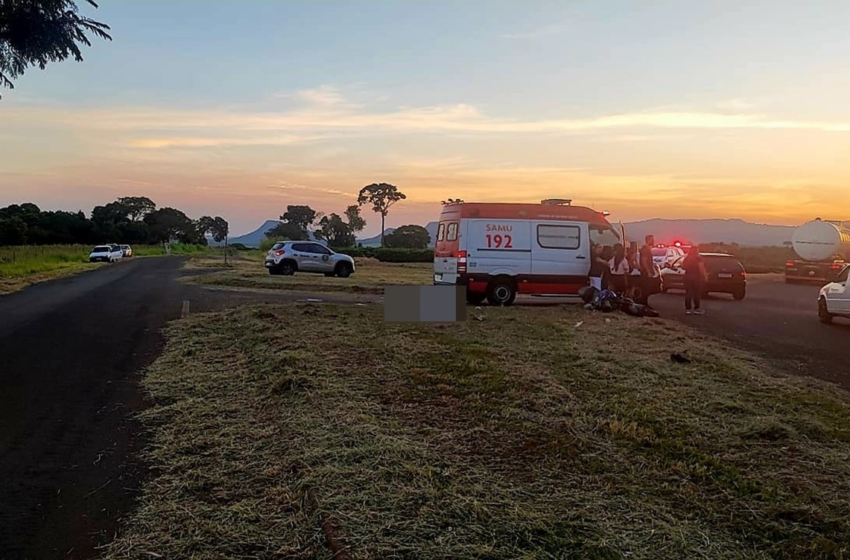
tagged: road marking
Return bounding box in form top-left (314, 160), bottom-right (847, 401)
top-left (181, 300), bottom-right (190, 318)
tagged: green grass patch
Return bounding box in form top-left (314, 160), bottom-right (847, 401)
top-left (183, 257), bottom-right (432, 294)
top-left (106, 303), bottom-right (850, 559)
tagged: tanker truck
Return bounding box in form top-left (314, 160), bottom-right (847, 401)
top-left (785, 219), bottom-right (850, 283)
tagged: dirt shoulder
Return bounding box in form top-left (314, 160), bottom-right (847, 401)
top-left (105, 303), bottom-right (850, 560)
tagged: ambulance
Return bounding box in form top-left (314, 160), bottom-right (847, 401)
top-left (433, 199), bottom-right (623, 305)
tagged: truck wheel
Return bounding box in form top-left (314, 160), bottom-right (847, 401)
top-left (819, 298), bottom-right (834, 324)
top-left (335, 263), bottom-right (353, 278)
top-left (486, 278), bottom-right (517, 306)
top-left (466, 292), bottom-right (486, 305)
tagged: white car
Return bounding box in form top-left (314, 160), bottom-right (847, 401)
top-left (89, 245), bottom-right (124, 263)
top-left (651, 246), bottom-right (686, 268)
top-left (818, 265), bottom-right (850, 324)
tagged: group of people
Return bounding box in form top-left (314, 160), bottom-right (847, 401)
top-left (589, 234), bottom-right (708, 314)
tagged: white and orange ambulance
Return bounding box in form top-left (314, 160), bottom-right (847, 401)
top-left (433, 199), bottom-right (623, 305)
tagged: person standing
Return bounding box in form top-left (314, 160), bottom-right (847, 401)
top-left (638, 235), bottom-right (659, 307)
top-left (589, 243), bottom-right (607, 290)
top-left (627, 242), bottom-right (641, 299)
top-left (608, 243), bottom-right (629, 294)
top-left (682, 246), bottom-right (708, 315)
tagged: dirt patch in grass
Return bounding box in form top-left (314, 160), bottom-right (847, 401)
top-left (182, 258), bottom-right (432, 295)
top-left (106, 305), bottom-right (850, 559)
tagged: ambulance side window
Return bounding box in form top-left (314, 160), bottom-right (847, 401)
top-left (537, 225), bottom-right (580, 249)
top-left (447, 222), bottom-right (458, 242)
top-left (437, 223), bottom-right (446, 242)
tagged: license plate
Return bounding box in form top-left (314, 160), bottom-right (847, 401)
top-left (718, 273), bottom-right (733, 279)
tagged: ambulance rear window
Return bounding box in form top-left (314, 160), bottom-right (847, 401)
top-left (437, 223), bottom-right (446, 242)
top-left (447, 222), bottom-right (458, 241)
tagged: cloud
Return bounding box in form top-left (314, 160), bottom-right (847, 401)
top-left (268, 181), bottom-right (310, 191)
top-left (23, 89), bottom-right (849, 147)
top-left (716, 98), bottom-right (757, 111)
top-left (10, 84), bottom-right (850, 146)
top-left (128, 134), bottom-right (335, 149)
top-left (501, 23), bottom-right (568, 40)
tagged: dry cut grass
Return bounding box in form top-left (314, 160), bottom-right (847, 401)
top-left (106, 304), bottom-right (850, 559)
top-left (183, 256), bottom-right (432, 294)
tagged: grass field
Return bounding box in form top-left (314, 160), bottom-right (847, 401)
top-left (183, 254), bottom-right (433, 294)
top-left (0, 243), bottom-right (213, 294)
top-left (106, 302), bottom-right (850, 560)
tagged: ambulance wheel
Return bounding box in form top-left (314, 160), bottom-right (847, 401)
top-left (486, 278), bottom-right (517, 306)
top-left (466, 292), bottom-right (486, 305)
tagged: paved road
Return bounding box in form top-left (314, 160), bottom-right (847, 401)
top-left (0, 258), bottom-right (379, 560)
top-left (650, 276), bottom-right (850, 387)
top-left (0, 258), bottom-right (190, 559)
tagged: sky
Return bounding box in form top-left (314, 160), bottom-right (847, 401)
top-left (1, 0), bottom-right (850, 237)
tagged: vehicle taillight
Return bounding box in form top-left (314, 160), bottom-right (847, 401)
top-left (786, 261), bottom-right (795, 268)
top-left (275, 250), bottom-right (285, 256)
top-left (457, 250), bottom-right (467, 274)
top-left (831, 263), bottom-right (843, 270)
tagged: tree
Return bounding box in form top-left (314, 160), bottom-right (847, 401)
top-left (144, 207), bottom-right (198, 244)
top-left (357, 183), bottom-right (406, 247)
top-left (316, 214), bottom-right (355, 248)
top-left (266, 205), bottom-right (318, 242)
top-left (384, 224), bottom-right (430, 249)
top-left (199, 215), bottom-right (230, 263)
top-left (91, 201), bottom-right (129, 240)
top-left (344, 204), bottom-right (366, 234)
top-left (0, 0), bottom-right (112, 96)
top-left (0, 216), bottom-right (27, 245)
top-left (266, 221), bottom-right (308, 241)
top-left (282, 205), bottom-right (317, 232)
top-left (117, 196), bottom-right (156, 221)
top-left (0, 202), bottom-right (41, 227)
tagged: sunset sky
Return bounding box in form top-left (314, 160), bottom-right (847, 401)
top-left (2, 0), bottom-right (849, 236)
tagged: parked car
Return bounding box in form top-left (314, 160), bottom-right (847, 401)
top-left (119, 244), bottom-right (133, 257)
top-left (703, 253), bottom-right (747, 300)
top-left (652, 246), bottom-right (686, 268)
top-left (818, 264), bottom-right (850, 324)
top-left (264, 241), bottom-right (355, 277)
top-left (89, 245), bottom-right (124, 263)
top-left (660, 253), bottom-right (747, 300)
top-left (660, 256), bottom-right (686, 292)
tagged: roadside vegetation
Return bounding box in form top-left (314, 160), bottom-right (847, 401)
top-left (107, 302), bottom-right (850, 559)
top-left (0, 243), bottom-right (212, 295)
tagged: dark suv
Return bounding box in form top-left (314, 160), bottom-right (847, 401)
top-left (702, 253), bottom-right (747, 300)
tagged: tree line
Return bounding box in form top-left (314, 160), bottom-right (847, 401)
top-left (266, 182), bottom-right (431, 249)
top-left (0, 197), bottom-right (228, 246)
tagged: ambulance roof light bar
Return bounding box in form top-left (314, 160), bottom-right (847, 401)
top-left (541, 199), bottom-right (572, 206)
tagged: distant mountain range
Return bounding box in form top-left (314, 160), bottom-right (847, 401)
top-left (226, 220), bottom-right (324, 247)
top-left (226, 218), bottom-right (796, 248)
